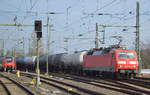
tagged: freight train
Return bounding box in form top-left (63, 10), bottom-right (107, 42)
top-left (0, 56), bottom-right (16, 71)
top-left (16, 45), bottom-right (139, 79)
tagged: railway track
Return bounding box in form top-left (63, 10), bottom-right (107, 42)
top-left (2, 72), bottom-right (68, 95)
top-left (0, 79), bottom-right (11, 95)
top-left (0, 73), bottom-right (35, 95)
top-left (48, 73), bottom-right (150, 95)
top-left (134, 77), bottom-right (150, 83)
top-left (19, 71), bottom-right (150, 95)
top-left (56, 75), bottom-right (150, 95)
top-left (22, 72), bottom-right (106, 95)
top-left (135, 77), bottom-right (150, 80)
top-left (7, 71), bottom-right (150, 95)
top-left (121, 78), bottom-right (150, 89)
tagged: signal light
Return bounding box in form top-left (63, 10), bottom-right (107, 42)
top-left (35, 20), bottom-right (42, 39)
top-left (35, 20), bottom-right (42, 32)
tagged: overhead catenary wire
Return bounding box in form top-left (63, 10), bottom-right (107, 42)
top-left (94, 0), bottom-right (120, 13)
top-left (30, 0), bottom-right (40, 10)
top-left (66, 0), bottom-right (136, 35)
top-left (81, 0), bottom-right (121, 20)
top-left (0, 0), bottom-right (150, 54)
top-left (60, 0), bottom-right (121, 31)
top-left (20, 0), bottom-right (40, 24)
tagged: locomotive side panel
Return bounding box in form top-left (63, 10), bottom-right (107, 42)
top-left (83, 54), bottom-right (115, 72)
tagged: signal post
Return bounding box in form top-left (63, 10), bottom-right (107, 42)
top-left (35, 20), bottom-right (42, 88)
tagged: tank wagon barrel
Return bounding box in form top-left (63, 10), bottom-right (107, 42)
top-left (16, 56), bottom-right (36, 71)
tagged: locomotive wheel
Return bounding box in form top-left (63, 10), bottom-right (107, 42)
top-left (129, 73), bottom-right (135, 79)
top-left (4, 68), bottom-right (7, 72)
top-left (115, 73), bottom-right (121, 80)
top-left (124, 73), bottom-right (130, 79)
top-left (83, 71), bottom-right (88, 76)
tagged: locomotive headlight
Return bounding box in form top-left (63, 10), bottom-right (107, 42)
top-left (119, 65), bottom-right (122, 68)
top-left (118, 61), bottom-right (126, 64)
top-left (129, 61), bottom-right (137, 64)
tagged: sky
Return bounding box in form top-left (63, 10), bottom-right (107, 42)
top-left (0, 0), bottom-right (150, 54)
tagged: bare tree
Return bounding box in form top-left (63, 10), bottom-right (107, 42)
top-left (140, 42), bottom-right (150, 68)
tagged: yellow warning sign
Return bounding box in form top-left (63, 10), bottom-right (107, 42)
top-left (30, 78), bottom-right (36, 85)
top-left (16, 70), bottom-right (20, 77)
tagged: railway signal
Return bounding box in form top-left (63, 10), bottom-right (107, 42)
top-left (35, 20), bottom-right (42, 38)
top-left (34, 20), bottom-right (42, 88)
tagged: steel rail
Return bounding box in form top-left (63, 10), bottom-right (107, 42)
top-left (0, 74), bottom-right (35, 95)
top-left (21, 72), bottom-right (105, 95)
top-left (48, 73), bottom-right (150, 95)
top-left (0, 80), bottom-right (11, 95)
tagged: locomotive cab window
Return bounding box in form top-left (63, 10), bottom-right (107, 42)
top-left (92, 51), bottom-right (103, 55)
top-left (118, 52), bottom-right (135, 59)
top-left (6, 57), bottom-right (13, 62)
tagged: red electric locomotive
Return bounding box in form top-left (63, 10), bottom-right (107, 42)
top-left (83, 46), bottom-right (139, 79)
top-left (1, 56), bottom-right (16, 71)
